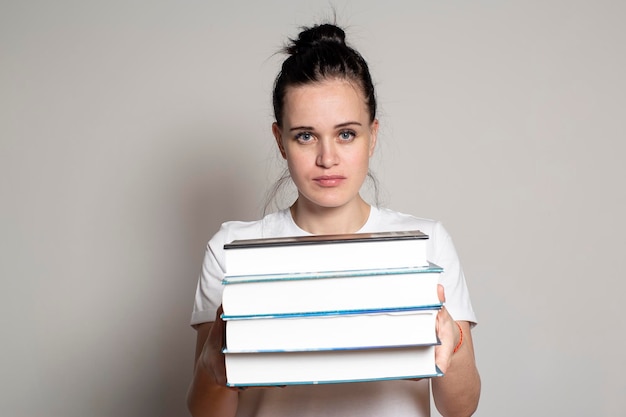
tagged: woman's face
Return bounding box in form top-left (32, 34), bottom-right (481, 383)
top-left (272, 78), bottom-right (378, 211)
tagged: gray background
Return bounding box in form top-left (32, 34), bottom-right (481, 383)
top-left (1, 1), bottom-right (624, 416)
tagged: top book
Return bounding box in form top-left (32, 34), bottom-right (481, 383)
top-left (224, 230), bottom-right (429, 276)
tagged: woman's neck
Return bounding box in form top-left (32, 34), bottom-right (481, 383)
top-left (289, 196), bottom-right (371, 235)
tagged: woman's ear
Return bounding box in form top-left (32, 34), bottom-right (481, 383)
top-left (369, 119), bottom-right (379, 157)
top-left (272, 122), bottom-right (287, 159)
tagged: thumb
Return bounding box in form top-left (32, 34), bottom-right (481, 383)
top-left (437, 284), bottom-right (446, 304)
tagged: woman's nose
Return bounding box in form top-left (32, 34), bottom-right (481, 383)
top-left (316, 139), bottom-right (339, 168)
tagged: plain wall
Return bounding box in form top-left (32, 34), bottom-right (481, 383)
top-left (1, 1), bottom-right (625, 416)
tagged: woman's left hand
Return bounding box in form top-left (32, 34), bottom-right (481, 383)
top-left (434, 284), bottom-right (461, 374)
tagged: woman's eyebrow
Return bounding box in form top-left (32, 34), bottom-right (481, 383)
top-left (335, 121), bottom-right (362, 128)
top-left (289, 125), bottom-right (314, 131)
top-left (289, 121), bottom-right (362, 132)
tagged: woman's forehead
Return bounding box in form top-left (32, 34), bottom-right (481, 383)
top-left (282, 79), bottom-right (369, 125)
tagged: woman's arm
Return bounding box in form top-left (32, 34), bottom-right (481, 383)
top-left (187, 310), bottom-right (239, 417)
top-left (432, 315), bottom-right (481, 417)
top-left (432, 320), bottom-right (480, 417)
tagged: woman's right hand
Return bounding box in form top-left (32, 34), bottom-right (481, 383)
top-left (187, 306), bottom-right (239, 417)
top-left (197, 305), bottom-right (232, 387)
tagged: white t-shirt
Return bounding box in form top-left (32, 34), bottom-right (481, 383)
top-left (191, 206), bottom-right (477, 417)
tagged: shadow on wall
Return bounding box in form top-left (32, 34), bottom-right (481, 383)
top-left (76, 125), bottom-right (269, 416)
top-left (152, 126), bottom-right (265, 415)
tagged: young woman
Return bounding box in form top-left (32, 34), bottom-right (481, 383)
top-left (187, 23), bottom-right (481, 417)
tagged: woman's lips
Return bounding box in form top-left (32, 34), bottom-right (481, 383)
top-left (313, 175), bottom-right (346, 187)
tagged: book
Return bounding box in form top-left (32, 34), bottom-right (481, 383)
top-left (224, 345), bottom-right (443, 386)
top-left (221, 264), bottom-right (442, 317)
top-left (223, 308), bottom-right (440, 352)
top-left (223, 230), bottom-right (429, 276)
top-left (221, 230), bottom-right (439, 387)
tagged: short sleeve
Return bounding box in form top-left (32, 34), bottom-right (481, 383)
top-left (429, 221), bottom-right (477, 325)
top-left (190, 225), bottom-right (229, 326)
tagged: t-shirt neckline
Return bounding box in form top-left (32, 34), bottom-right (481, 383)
top-left (283, 205), bottom-right (380, 236)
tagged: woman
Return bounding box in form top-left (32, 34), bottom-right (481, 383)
top-left (187, 23), bottom-right (480, 417)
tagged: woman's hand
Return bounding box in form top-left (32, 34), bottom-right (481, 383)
top-left (431, 285), bottom-right (481, 416)
top-left (196, 307), bottom-right (283, 391)
top-left (434, 284), bottom-right (461, 374)
top-left (198, 306), bottom-right (231, 387)
top-left (187, 306), bottom-right (239, 416)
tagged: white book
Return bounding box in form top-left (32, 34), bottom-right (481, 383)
top-left (224, 345), bottom-right (442, 386)
top-left (223, 230), bottom-right (429, 276)
top-left (221, 265), bottom-right (442, 317)
top-left (224, 308), bottom-right (440, 352)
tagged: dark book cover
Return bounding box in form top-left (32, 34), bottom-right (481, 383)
top-left (224, 230), bottom-right (428, 250)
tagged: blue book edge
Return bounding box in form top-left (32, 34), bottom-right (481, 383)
top-left (221, 304), bottom-right (443, 321)
top-left (223, 338), bottom-right (441, 354)
top-left (225, 366), bottom-right (444, 387)
top-left (223, 263), bottom-right (443, 284)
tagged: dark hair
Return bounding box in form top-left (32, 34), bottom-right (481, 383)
top-left (272, 23), bottom-right (377, 127)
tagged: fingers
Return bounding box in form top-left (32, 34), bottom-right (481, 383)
top-left (208, 306), bottom-right (226, 352)
top-left (204, 306), bottom-right (228, 386)
top-left (434, 312), bottom-right (453, 373)
top-left (435, 343), bottom-right (453, 374)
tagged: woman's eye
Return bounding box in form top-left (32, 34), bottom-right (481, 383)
top-left (295, 132), bottom-right (314, 143)
top-left (339, 130), bottom-right (356, 141)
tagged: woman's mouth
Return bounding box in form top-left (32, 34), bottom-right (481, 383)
top-left (313, 175), bottom-right (346, 187)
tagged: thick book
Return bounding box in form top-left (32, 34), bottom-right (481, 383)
top-left (223, 308), bottom-right (440, 352)
top-left (223, 230), bottom-right (429, 276)
top-left (221, 264), bottom-right (442, 317)
top-left (224, 345), bottom-right (442, 386)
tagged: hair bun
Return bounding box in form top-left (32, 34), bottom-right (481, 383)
top-left (273, 21), bottom-right (377, 127)
top-left (288, 24), bottom-right (346, 54)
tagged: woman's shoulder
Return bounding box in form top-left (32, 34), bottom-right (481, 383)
top-left (370, 207), bottom-right (441, 234)
top-left (369, 207), bottom-right (455, 250)
top-left (208, 209), bottom-right (295, 247)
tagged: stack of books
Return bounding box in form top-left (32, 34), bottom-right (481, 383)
top-left (221, 230), bottom-right (443, 386)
